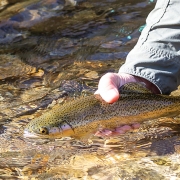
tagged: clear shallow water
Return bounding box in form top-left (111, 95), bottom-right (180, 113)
top-left (1, 0), bottom-right (180, 179)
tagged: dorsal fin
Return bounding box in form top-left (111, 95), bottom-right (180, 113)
top-left (119, 82), bottom-right (152, 94)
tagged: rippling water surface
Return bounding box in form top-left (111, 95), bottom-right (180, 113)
top-left (1, 0), bottom-right (180, 179)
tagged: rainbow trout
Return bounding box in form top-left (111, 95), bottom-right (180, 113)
top-left (24, 83), bottom-right (180, 139)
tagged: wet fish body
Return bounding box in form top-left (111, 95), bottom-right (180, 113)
top-left (24, 83), bottom-right (180, 139)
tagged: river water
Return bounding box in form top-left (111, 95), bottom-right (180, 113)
top-left (1, 0), bottom-right (180, 179)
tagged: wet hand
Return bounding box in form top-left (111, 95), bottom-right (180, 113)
top-left (94, 72), bottom-right (160, 137)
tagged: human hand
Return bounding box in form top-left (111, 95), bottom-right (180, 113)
top-left (94, 72), bottom-right (160, 137)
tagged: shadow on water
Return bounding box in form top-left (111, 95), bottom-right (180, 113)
top-left (1, 0), bottom-right (180, 179)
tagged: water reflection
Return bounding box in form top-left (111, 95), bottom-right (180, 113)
top-left (1, 0), bottom-right (180, 179)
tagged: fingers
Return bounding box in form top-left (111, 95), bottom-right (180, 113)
top-left (94, 123), bottom-right (140, 137)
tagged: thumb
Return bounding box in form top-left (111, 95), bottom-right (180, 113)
top-left (95, 73), bottom-right (120, 103)
top-left (95, 72), bottom-right (138, 103)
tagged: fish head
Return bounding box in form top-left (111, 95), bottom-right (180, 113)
top-left (24, 117), bottom-right (74, 138)
top-left (24, 120), bottom-right (50, 138)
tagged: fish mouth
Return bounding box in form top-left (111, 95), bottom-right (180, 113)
top-left (23, 129), bottom-right (40, 138)
top-left (23, 128), bottom-right (59, 139)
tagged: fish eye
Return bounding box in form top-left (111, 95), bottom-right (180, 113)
top-left (39, 127), bottom-right (48, 135)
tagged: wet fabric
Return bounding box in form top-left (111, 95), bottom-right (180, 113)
top-left (119, 0), bottom-right (180, 95)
